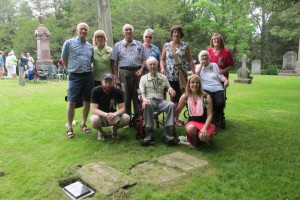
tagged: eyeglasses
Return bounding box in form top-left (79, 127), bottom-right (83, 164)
top-left (145, 36), bottom-right (153, 39)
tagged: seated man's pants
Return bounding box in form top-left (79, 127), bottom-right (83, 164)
top-left (143, 98), bottom-right (175, 128)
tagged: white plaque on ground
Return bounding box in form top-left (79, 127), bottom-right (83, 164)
top-left (63, 181), bottom-right (94, 200)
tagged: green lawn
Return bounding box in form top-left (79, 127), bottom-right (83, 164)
top-left (0, 75), bottom-right (299, 200)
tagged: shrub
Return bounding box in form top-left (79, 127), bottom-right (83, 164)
top-left (261, 65), bottom-right (279, 75)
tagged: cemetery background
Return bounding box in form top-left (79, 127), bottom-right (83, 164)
top-left (0, 75), bottom-right (299, 199)
top-left (0, 0), bottom-right (299, 71)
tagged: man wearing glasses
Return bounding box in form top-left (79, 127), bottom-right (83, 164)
top-left (111, 24), bottom-right (146, 126)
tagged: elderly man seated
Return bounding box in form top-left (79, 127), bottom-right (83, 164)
top-left (139, 56), bottom-right (176, 145)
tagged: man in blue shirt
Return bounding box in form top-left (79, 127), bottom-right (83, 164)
top-left (62, 22), bottom-right (94, 138)
top-left (111, 24), bottom-right (146, 126)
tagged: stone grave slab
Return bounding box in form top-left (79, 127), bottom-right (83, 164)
top-left (78, 163), bottom-right (136, 196)
top-left (156, 151), bottom-right (208, 171)
top-left (131, 162), bottom-right (186, 184)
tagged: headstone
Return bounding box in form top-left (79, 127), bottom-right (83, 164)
top-left (78, 163), bottom-right (136, 196)
top-left (234, 55), bottom-right (253, 84)
top-left (279, 51), bottom-right (297, 75)
top-left (251, 60), bottom-right (261, 74)
top-left (282, 51), bottom-right (297, 70)
top-left (35, 15), bottom-right (53, 70)
top-left (295, 38), bottom-right (300, 74)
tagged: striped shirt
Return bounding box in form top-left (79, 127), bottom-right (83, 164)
top-left (111, 39), bottom-right (146, 68)
top-left (61, 36), bottom-right (93, 73)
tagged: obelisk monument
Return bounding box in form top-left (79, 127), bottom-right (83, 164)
top-left (35, 15), bottom-right (53, 69)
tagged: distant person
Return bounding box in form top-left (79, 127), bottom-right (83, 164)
top-left (0, 51), bottom-right (4, 79)
top-left (90, 73), bottom-right (130, 140)
top-left (160, 25), bottom-right (195, 127)
top-left (8, 51), bottom-right (18, 79)
top-left (19, 53), bottom-right (29, 78)
top-left (142, 28), bottom-right (161, 74)
top-left (26, 53), bottom-right (35, 70)
top-left (207, 33), bottom-right (234, 79)
top-left (139, 57), bottom-right (176, 145)
top-left (19, 53), bottom-right (29, 68)
top-left (92, 30), bottom-right (113, 86)
top-left (175, 74), bottom-right (215, 148)
top-left (111, 24), bottom-right (146, 125)
top-left (26, 53), bottom-right (35, 79)
top-left (61, 22), bottom-right (94, 138)
top-left (5, 52), bottom-right (12, 78)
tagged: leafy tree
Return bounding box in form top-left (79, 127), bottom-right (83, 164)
top-left (183, 0), bottom-right (255, 65)
top-left (110, 0), bottom-right (182, 49)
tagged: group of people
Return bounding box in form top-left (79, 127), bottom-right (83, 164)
top-left (62, 22), bottom-right (234, 148)
top-left (0, 50), bottom-right (35, 79)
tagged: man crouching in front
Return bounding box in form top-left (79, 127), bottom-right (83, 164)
top-left (90, 73), bottom-right (130, 140)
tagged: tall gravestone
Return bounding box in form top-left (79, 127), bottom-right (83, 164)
top-left (295, 38), bottom-right (300, 74)
top-left (251, 60), bottom-right (261, 74)
top-left (35, 16), bottom-right (53, 70)
top-left (279, 51), bottom-right (297, 75)
top-left (234, 55), bottom-right (253, 84)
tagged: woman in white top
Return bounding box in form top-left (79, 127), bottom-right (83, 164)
top-left (195, 50), bottom-right (229, 126)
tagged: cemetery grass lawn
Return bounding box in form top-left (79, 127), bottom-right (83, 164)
top-left (0, 75), bottom-right (299, 200)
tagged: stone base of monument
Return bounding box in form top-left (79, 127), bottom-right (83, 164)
top-left (279, 70), bottom-right (299, 76)
top-left (234, 78), bottom-right (253, 84)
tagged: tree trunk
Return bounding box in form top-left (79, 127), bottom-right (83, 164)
top-left (98, 0), bottom-right (113, 47)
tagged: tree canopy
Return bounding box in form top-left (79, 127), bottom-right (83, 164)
top-left (0, 0), bottom-right (299, 68)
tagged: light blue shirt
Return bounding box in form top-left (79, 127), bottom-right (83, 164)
top-left (111, 39), bottom-right (146, 68)
top-left (0, 55), bottom-right (4, 67)
top-left (61, 36), bottom-right (93, 73)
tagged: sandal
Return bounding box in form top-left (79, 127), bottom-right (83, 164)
top-left (66, 128), bottom-right (74, 138)
top-left (80, 124), bottom-right (91, 134)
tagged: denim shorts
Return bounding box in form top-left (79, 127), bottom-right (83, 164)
top-left (68, 72), bottom-right (94, 102)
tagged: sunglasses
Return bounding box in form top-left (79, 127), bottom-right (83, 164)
top-left (145, 36), bottom-right (153, 39)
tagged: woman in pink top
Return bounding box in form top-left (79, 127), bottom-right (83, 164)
top-left (207, 33), bottom-right (234, 79)
top-left (175, 74), bottom-right (215, 148)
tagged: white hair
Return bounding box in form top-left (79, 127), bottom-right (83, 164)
top-left (143, 29), bottom-right (154, 38)
top-left (146, 56), bottom-right (158, 66)
top-left (77, 22), bottom-right (89, 31)
top-left (122, 24), bottom-right (134, 32)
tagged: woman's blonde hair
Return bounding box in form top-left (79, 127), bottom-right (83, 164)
top-left (92, 30), bottom-right (107, 46)
top-left (185, 74), bottom-right (205, 97)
